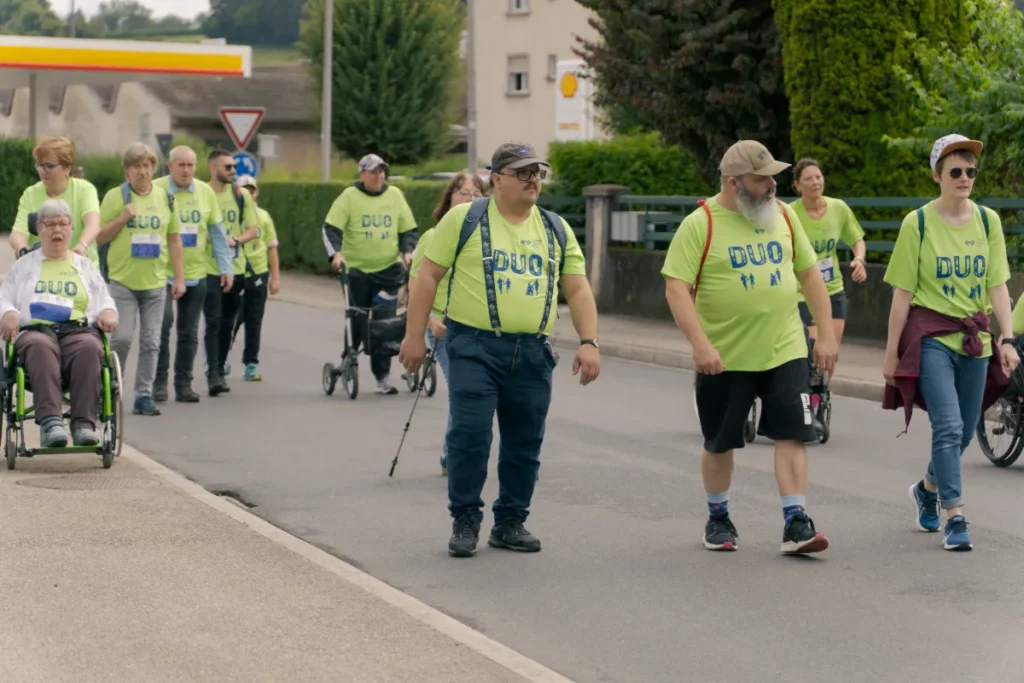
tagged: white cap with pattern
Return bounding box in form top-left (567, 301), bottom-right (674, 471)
top-left (930, 134), bottom-right (983, 171)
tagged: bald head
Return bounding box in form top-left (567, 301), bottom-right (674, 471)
top-left (168, 145), bottom-right (197, 189)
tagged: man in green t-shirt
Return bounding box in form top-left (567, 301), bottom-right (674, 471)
top-left (399, 142), bottom-right (601, 559)
top-left (661, 140), bottom-right (838, 557)
top-left (321, 153), bottom-right (418, 395)
top-left (228, 174), bottom-right (280, 382)
top-left (97, 142), bottom-right (186, 417)
top-left (202, 149), bottom-right (259, 397)
top-left (153, 146), bottom-right (235, 404)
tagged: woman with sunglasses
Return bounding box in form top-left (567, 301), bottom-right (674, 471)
top-left (882, 134), bottom-right (1019, 552)
top-left (407, 170), bottom-right (487, 475)
top-left (9, 137), bottom-right (101, 265)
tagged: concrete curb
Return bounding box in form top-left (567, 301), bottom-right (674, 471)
top-left (548, 334), bottom-right (886, 404)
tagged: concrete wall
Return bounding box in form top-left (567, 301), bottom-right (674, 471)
top-left (595, 252), bottom-right (1024, 342)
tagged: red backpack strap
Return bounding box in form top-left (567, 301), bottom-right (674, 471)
top-left (692, 199), bottom-right (713, 298)
top-left (777, 199), bottom-right (795, 260)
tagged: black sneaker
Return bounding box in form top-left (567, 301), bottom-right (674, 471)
top-left (781, 513), bottom-right (829, 554)
top-left (448, 516), bottom-right (480, 558)
top-left (703, 516), bottom-right (739, 551)
top-left (152, 382), bottom-right (168, 403)
top-left (175, 386), bottom-right (200, 403)
top-left (488, 520), bottom-right (541, 553)
top-left (207, 375), bottom-right (229, 397)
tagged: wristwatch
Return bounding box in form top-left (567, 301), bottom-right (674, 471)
top-left (1001, 337), bottom-right (1016, 346)
top-left (580, 339), bottom-right (599, 349)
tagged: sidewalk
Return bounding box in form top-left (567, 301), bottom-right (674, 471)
top-left (0, 441), bottom-right (572, 683)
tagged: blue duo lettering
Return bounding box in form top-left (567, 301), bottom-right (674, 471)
top-left (360, 214), bottom-right (393, 229)
top-left (728, 241), bottom-right (785, 269)
top-left (492, 250), bottom-right (544, 277)
top-left (225, 209), bottom-right (237, 225)
top-left (813, 238), bottom-right (836, 254)
top-left (935, 255), bottom-right (986, 279)
top-left (34, 280), bottom-right (79, 297)
top-left (179, 209), bottom-right (202, 224)
top-left (127, 216), bottom-right (162, 230)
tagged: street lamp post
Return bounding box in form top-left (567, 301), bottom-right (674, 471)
top-left (466, 0), bottom-right (477, 175)
top-left (320, 0), bottom-right (334, 182)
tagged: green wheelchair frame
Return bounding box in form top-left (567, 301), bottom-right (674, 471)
top-left (1, 327), bottom-right (124, 470)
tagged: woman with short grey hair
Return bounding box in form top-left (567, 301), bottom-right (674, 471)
top-left (0, 197), bottom-right (118, 447)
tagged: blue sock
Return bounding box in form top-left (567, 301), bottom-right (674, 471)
top-left (707, 491), bottom-right (729, 520)
top-left (782, 495), bottom-right (806, 526)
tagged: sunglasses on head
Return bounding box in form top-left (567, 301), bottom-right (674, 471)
top-left (949, 167), bottom-right (978, 179)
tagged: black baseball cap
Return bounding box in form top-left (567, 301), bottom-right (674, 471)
top-left (488, 142), bottom-right (551, 174)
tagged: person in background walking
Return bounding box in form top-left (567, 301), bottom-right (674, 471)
top-left (97, 142), bottom-right (186, 417)
top-left (229, 174), bottom-right (280, 382)
top-left (883, 134), bottom-right (1019, 551)
top-left (408, 170), bottom-right (487, 475)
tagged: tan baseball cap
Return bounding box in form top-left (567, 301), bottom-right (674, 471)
top-left (719, 140), bottom-right (791, 177)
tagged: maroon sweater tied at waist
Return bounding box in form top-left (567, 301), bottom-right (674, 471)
top-left (881, 305), bottom-right (1008, 433)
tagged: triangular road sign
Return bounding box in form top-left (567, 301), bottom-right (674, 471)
top-left (218, 107), bottom-right (266, 151)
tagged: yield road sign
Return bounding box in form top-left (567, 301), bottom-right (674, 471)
top-left (218, 107), bottom-right (266, 151)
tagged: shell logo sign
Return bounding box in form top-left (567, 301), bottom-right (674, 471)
top-left (559, 71), bottom-right (579, 98)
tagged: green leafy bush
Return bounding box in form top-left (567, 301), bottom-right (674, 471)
top-left (773, 0), bottom-right (970, 197)
top-left (0, 138), bottom-right (41, 231)
top-left (548, 133), bottom-right (714, 197)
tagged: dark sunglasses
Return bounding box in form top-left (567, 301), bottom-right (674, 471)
top-left (949, 167), bottom-right (978, 179)
top-left (224, 163), bottom-right (236, 170)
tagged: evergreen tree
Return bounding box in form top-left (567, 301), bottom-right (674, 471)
top-left (300, 0), bottom-right (462, 165)
top-left (574, 0), bottom-right (790, 184)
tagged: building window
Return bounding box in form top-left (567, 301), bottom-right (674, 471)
top-left (507, 54), bottom-right (529, 96)
top-left (507, 0), bottom-right (530, 15)
top-left (547, 54), bottom-right (557, 81)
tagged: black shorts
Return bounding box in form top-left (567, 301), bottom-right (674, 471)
top-left (798, 291), bottom-right (847, 326)
top-left (695, 358), bottom-right (816, 453)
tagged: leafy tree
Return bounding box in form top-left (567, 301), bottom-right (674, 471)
top-left (300, 0), bottom-right (463, 165)
top-left (206, 0), bottom-right (305, 47)
top-left (573, 0), bottom-right (791, 185)
top-left (0, 0), bottom-right (63, 36)
top-left (887, 0), bottom-right (1024, 195)
top-left (93, 0), bottom-right (152, 34)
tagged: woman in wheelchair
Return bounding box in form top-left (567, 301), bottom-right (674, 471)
top-left (0, 198), bottom-right (118, 448)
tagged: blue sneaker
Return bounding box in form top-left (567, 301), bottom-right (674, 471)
top-left (243, 363), bottom-right (262, 382)
top-left (908, 481), bottom-right (940, 532)
top-left (943, 515), bottom-right (972, 551)
top-left (132, 396), bottom-right (161, 416)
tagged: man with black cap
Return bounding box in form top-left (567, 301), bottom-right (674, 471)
top-left (400, 142), bottom-right (601, 558)
top-left (662, 140), bottom-right (839, 556)
top-left (322, 153), bottom-right (418, 394)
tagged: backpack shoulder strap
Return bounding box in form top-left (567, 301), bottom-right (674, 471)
top-left (27, 212), bottom-right (38, 237)
top-left (455, 196), bottom-right (491, 259)
top-left (693, 199), bottom-right (713, 296)
top-left (120, 182), bottom-right (132, 205)
top-left (777, 199), bottom-right (795, 260)
top-left (917, 207), bottom-right (925, 243)
top-left (537, 206), bottom-right (568, 271)
top-left (234, 183), bottom-right (245, 217)
top-left (978, 203), bottom-right (991, 237)
top-left (166, 187), bottom-right (175, 212)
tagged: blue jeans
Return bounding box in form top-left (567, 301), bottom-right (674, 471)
top-left (445, 320), bottom-right (555, 525)
top-left (426, 325), bottom-right (451, 462)
top-left (917, 337), bottom-right (988, 509)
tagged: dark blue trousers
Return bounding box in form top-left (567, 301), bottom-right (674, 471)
top-left (445, 320), bottom-right (556, 525)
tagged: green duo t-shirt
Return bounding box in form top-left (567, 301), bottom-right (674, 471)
top-left (244, 206), bottom-right (278, 276)
top-left (1012, 292), bottom-right (1024, 337)
top-left (325, 185), bottom-right (417, 273)
top-left (660, 198), bottom-right (817, 372)
top-left (425, 200), bottom-right (587, 335)
top-left (209, 186), bottom-right (259, 276)
top-left (789, 196), bottom-right (865, 299)
top-left (13, 178), bottom-right (101, 266)
top-left (100, 185), bottom-right (181, 292)
top-left (153, 177), bottom-right (224, 282)
top-left (410, 228), bottom-right (451, 316)
top-left (884, 201), bottom-right (1010, 358)
top-left (29, 256), bottom-right (88, 326)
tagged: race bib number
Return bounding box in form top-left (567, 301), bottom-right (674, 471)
top-left (29, 294), bottom-right (73, 324)
top-left (817, 256), bottom-right (834, 283)
top-left (181, 224), bottom-right (200, 248)
top-left (131, 233), bottom-right (161, 259)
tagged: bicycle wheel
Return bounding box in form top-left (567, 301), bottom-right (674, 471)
top-left (977, 396), bottom-right (1024, 467)
top-left (743, 400), bottom-right (757, 443)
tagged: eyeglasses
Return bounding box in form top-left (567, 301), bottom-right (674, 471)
top-left (42, 220), bottom-right (71, 230)
top-left (35, 163), bottom-right (61, 172)
top-left (454, 189), bottom-right (483, 199)
top-left (949, 167), bottom-right (979, 179)
top-left (504, 169), bottom-right (547, 182)
top-left (224, 164), bottom-right (236, 171)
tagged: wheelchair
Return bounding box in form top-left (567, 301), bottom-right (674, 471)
top-left (976, 336), bottom-right (1024, 468)
top-left (322, 264), bottom-right (409, 400)
top-left (1, 325), bottom-right (124, 470)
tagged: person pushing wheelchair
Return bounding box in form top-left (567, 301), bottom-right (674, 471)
top-left (0, 198), bottom-right (118, 448)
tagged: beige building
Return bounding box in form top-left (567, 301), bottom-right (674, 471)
top-left (473, 0), bottom-right (608, 164)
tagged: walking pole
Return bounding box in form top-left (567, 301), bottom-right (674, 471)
top-left (389, 348), bottom-right (436, 477)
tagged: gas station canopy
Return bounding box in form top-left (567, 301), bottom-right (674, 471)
top-left (0, 35), bottom-right (253, 137)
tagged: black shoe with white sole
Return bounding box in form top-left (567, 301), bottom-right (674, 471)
top-left (448, 516), bottom-right (480, 558)
top-left (781, 513), bottom-right (829, 554)
top-left (703, 516), bottom-right (739, 551)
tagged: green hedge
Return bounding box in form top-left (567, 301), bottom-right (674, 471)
top-left (773, 0), bottom-right (970, 197)
top-left (0, 139), bottom-right (44, 231)
top-left (548, 132), bottom-right (713, 197)
top-left (256, 180), bottom-right (447, 273)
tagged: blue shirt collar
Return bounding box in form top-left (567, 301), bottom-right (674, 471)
top-left (170, 180), bottom-right (196, 195)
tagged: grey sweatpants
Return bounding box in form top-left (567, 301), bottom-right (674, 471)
top-left (109, 281), bottom-right (166, 400)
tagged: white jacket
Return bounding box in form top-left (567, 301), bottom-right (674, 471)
top-left (0, 250), bottom-right (117, 325)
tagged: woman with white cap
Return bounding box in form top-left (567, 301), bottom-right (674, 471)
top-left (882, 134), bottom-right (1019, 552)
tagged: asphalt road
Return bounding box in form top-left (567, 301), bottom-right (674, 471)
top-left (117, 298), bottom-right (1024, 683)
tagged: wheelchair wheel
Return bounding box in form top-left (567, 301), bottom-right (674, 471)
top-left (109, 350), bottom-right (124, 460)
top-left (322, 363), bottom-right (337, 396)
top-left (423, 360), bottom-right (437, 397)
top-left (341, 354), bottom-right (359, 400)
top-left (977, 396), bottom-right (1024, 467)
top-left (5, 425), bottom-right (17, 471)
top-left (405, 369), bottom-right (419, 392)
top-left (744, 400), bottom-right (757, 443)
top-left (817, 394), bottom-right (831, 445)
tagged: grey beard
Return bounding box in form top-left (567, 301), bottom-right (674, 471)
top-left (736, 186), bottom-right (781, 230)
